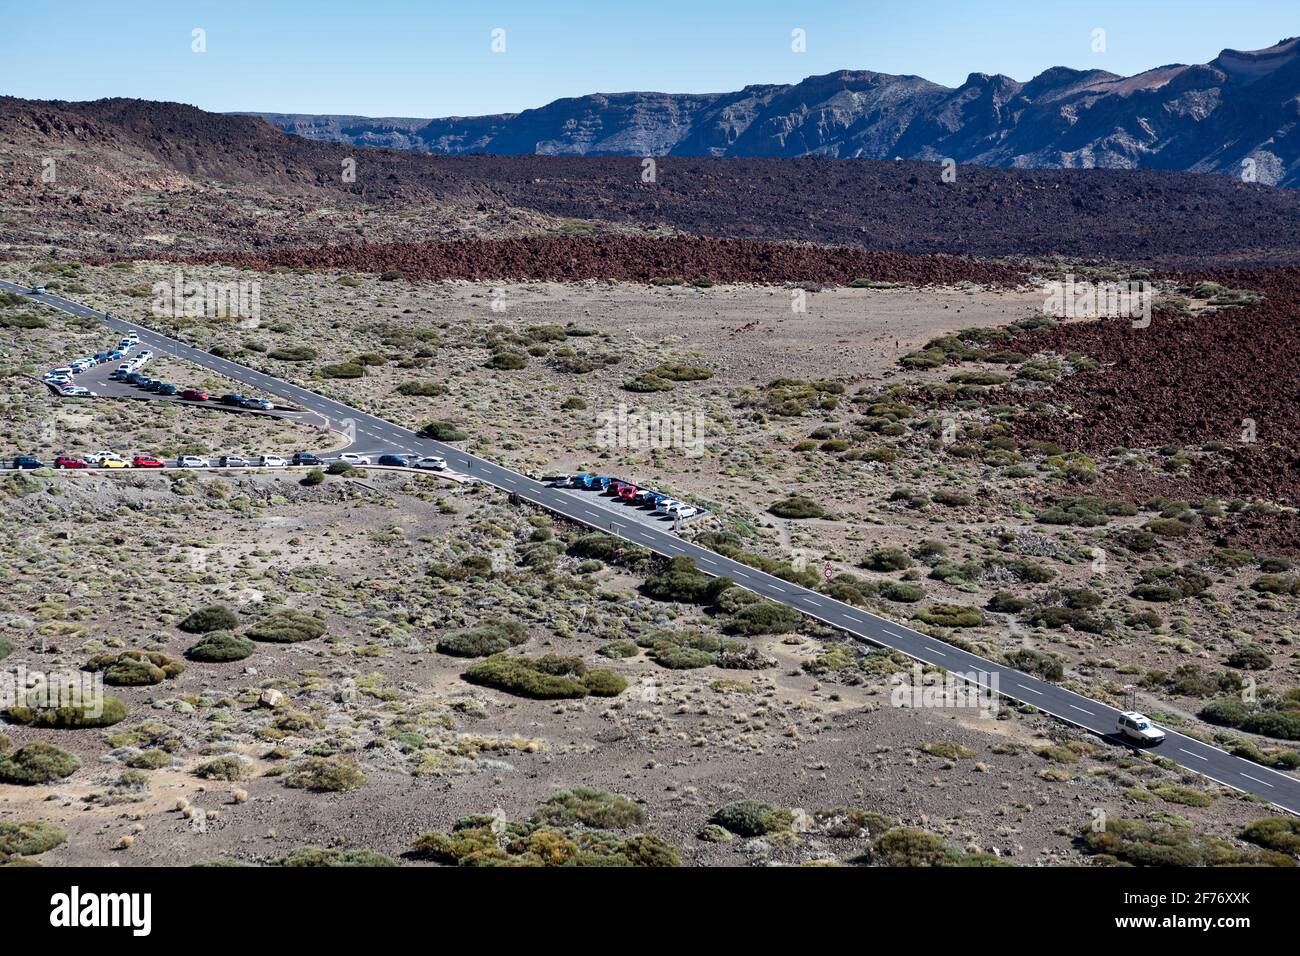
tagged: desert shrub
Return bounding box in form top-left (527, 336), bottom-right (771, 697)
top-left (568, 533), bottom-right (652, 570)
top-left (1150, 784), bottom-right (1213, 808)
top-left (179, 604), bottom-right (239, 633)
top-left (486, 349), bottom-right (528, 370)
top-left (326, 461), bottom-right (356, 476)
top-left (320, 361), bottom-right (365, 379)
top-left (283, 756), bottom-right (367, 792)
top-left (1131, 565), bottom-right (1211, 602)
top-left (880, 581), bottom-right (925, 603)
top-left (463, 654), bottom-right (624, 699)
top-left (768, 495), bottom-right (827, 519)
top-left (1227, 645), bottom-right (1273, 670)
top-left (533, 788), bottom-right (645, 829)
top-left (648, 644), bottom-right (715, 670)
top-left (868, 828), bottom-right (999, 866)
top-left (246, 609), bottom-right (326, 643)
top-left (915, 604), bottom-right (982, 628)
top-left (421, 420), bottom-right (468, 441)
top-left (623, 372), bottom-right (674, 392)
top-left (1199, 697), bottom-right (1300, 741)
top-left (125, 749), bottom-right (172, 770)
top-left (276, 846), bottom-right (395, 867)
top-left (193, 755), bottom-right (250, 781)
top-left (6, 696), bottom-right (127, 728)
top-left (1251, 574), bottom-right (1300, 596)
top-left (0, 636), bottom-right (13, 661)
top-left (862, 547), bottom-right (912, 572)
top-left (598, 640), bottom-right (639, 659)
top-left (711, 800), bottom-right (793, 837)
top-left (918, 741), bottom-right (975, 760)
top-left (0, 821), bottom-right (67, 861)
top-left (268, 346), bottom-right (316, 362)
top-left (651, 363), bottom-right (712, 382)
top-left (395, 380), bottom-right (448, 397)
top-left (1003, 648), bottom-right (1064, 680)
top-left (84, 650), bottom-right (184, 686)
top-left (642, 556), bottom-right (730, 605)
top-left (1240, 817), bottom-right (1300, 855)
top-left (437, 619), bottom-right (527, 657)
top-left (987, 591), bottom-right (1030, 613)
top-left (185, 630), bottom-right (255, 663)
top-left (1081, 818), bottom-right (1286, 867)
top-left (726, 600), bottom-right (799, 635)
top-left (300, 467), bottom-right (325, 487)
top-left (0, 742), bottom-right (80, 784)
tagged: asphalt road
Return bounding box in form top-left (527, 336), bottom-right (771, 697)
top-left (6, 278), bottom-right (1299, 814)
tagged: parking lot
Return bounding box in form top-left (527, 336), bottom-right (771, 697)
top-left (542, 474), bottom-right (710, 530)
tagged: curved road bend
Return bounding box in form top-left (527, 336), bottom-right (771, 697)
top-left (5, 279), bottom-right (1298, 814)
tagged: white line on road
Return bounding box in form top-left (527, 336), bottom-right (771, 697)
top-left (924, 646), bottom-right (947, 657)
top-left (1016, 683), bottom-right (1044, 696)
top-left (1178, 748), bottom-right (1209, 761)
top-left (1240, 773), bottom-right (1275, 788)
top-left (1069, 704), bottom-right (1094, 716)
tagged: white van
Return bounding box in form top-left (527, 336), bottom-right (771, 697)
top-left (1116, 711), bottom-right (1166, 745)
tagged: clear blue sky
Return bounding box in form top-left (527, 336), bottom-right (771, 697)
top-left (1, 0), bottom-right (1295, 117)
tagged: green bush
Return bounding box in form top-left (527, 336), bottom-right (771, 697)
top-left (179, 604), bottom-right (239, 633)
top-left (6, 696), bottom-right (127, 728)
top-left (185, 630), bottom-right (255, 663)
top-left (421, 420), bottom-right (469, 441)
top-left (283, 756), bottom-right (367, 792)
top-left (0, 820), bottom-right (67, 858)
top-left (395, 381), bottom-right (448, 397)
top-left (710, 800), bottom-right (793, 837)
top-left (0, 742), bottom-right (80, 784)
top-left (726, 600), bottom-right (799, 635)
top-left (0, 636), bottom-right (13, 661)
top-left (650, 363), bottom-right (712, 382)
top-left (437, 619), bottom-right (528, 657)
top-left (320, 361), bottom-right (365, 379)
top-left (768, 495), bottom-right (827, 519)
top-left (301, 467), bottom-right (325, 486)
top-left (623, 373), bottom-right (675, 392)
top-left (598, 640), bottom-right (639, 659)
top-left (84, 650), bottom-right (184, 686)
top-left (533, 788), bottom-right (645, 829)
top-left (1227, 645), bottom-right (1272, 670)
top-left (642, 556), bottom-right (731, 605)
top-left (1081, 818), bottom-right (1287, 867)
top-left (246, 609), bottom-right (326, 643)
top-left (862, 547), bottom-right (911, 572)
top-left (276, 846), bottom-right (395, 867)
top-left (193, 755), bottom-right (250, 781)
top-left (486, 350), bottom-right (528, 370)
top-left (1004, 648), bottom-right (1064, 680)
top-left (268, 346), bottom-right (316, 362)
top-left (125, 749), bottom-right (172, 770)
top-left (463, 654), bottom-right (625, 700)
top-left (1240, 817), bottom-right (1300, 855)
top-left (880, 581), bottom-right (925, 603)
top-left (915, 604), bottom-right (982, 628)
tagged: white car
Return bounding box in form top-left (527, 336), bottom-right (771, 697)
top-left (123, 332), bottom-right (140, 345)
top-left (666, 504), bottom-right (698, 519)
top-left (49, 366), bottom-right (75, 378)
top-left (653, 498), bottom-right (682, 514)
top-left (257, 455), bottom-right (288, 468)
top-left (414, 456), bottom-right (447, 471)
top-left (29, 285), bottom-right (47, 294)
top-left (85, 450), bottom-right (117, 465)
top-left (61, 386), bottom-right (92, 397)
top-left (338, 453), bottom-right (370, 466)
top-left (46, 375), bottom-right (73, 387)
top-left (1116, 711), bottom-right (1166, 745)
top-left (177, 455), bottom-right (210, 468)
top-left (70, 360), bottom-right (91, 373)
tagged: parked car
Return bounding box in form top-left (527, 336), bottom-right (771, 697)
top-left (570, 473), bottom-right (594, 488)
top-left (125, 373), bottom-right (149, 386)
top-left (98, 456), bottom-right (129, 469)
top-left (132, 455), bottom-right (165, 469)
top-left (113, 364), bottom-right (132, 378)
top-left (181, 389), bottom-right (210, 402)
top-left (338, 453), bottom-right (370, 466)
top-left (635, 490), bottom-right (659, 506)
top-left (1116, 711), bottom-right (1166, 745)
top-left (415, 456), bottom-right (447, 471)
top-left (48, 366), bottom-right (75, 379)
top-left (84, 451), bottom-right (117, 465)
top-left (177, 455), bottom-right (210, 468)
top-left (593, 476), bottom-right (615, 491)
top-left (219, 394), bottom-right (244, 406)
top-left (378, 454), bottom-right (410, 467)
top-left (123, 332), bottom-right (140, 345)
top-left (544, 474), bottom-right (571, 486)
top-left (45, 375), bottom-right (73, 387)
top-left (14, 455), bottom-right (46, 469)
top-left (617, 484), bottom-right (640, 500)
top-left (241, 398), bottom-right (273, 411)
top-left (61, 386), bottom-right (92, 397)
top-left (53, 455), bottom-right (88, 469)
top-left (666, 504), bottom-right (698, 519)
top-left (156, 384), bottom-right (179, 396)
top-left (217, 455), bottom-right (249, 468)
top-left (291, 452), bottom-right (324, 466)
top-left (257, 455), bottom-right (287, 468)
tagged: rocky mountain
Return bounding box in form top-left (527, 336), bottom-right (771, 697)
top-left (243, 37), bottom-right (1300, 186)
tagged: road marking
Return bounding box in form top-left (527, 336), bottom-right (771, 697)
top-left (1178, 748), bottom-right (1209, 762)
top-left (844, 614), bottom-right (866, 625)
top-left (924, 646), bottom-right (946, 657)
top-left (1015, 683), bottom-right (1044, 696)
top-left (881, 628), bottom-right (909, 641)
top-left (1240, 773), bottom-right (1274, 789)
top-left (1069, 704), bottom-right (1094, 716)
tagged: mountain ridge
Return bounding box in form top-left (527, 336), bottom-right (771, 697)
top-left (234, 37), bottom-right (1300, 185)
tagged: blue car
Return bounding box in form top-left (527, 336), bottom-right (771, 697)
top-left (378, 454), bottom-right (410, 467)
top-left (593, 476), bottom-right (615, 491)
top-left (572, 473), bottom-right (595, 488)
top-left (14, 455), bottom-right (46, 469)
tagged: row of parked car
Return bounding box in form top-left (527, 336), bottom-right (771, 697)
top-left (546, 473), bottom-right (700, 520)
top-left (42, 331), bottom-right (148, 395)
top-left (9, 450), bottom-right (450, 472)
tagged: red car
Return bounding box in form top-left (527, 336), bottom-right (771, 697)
top-left (53, 455), bottom-right (88, 469)
top-left (618, 484), bottom-right (640, 500)
top-left (181, 389), bottom-right (210, 402)
top-left (132, 455), bottom-right (165, 469)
